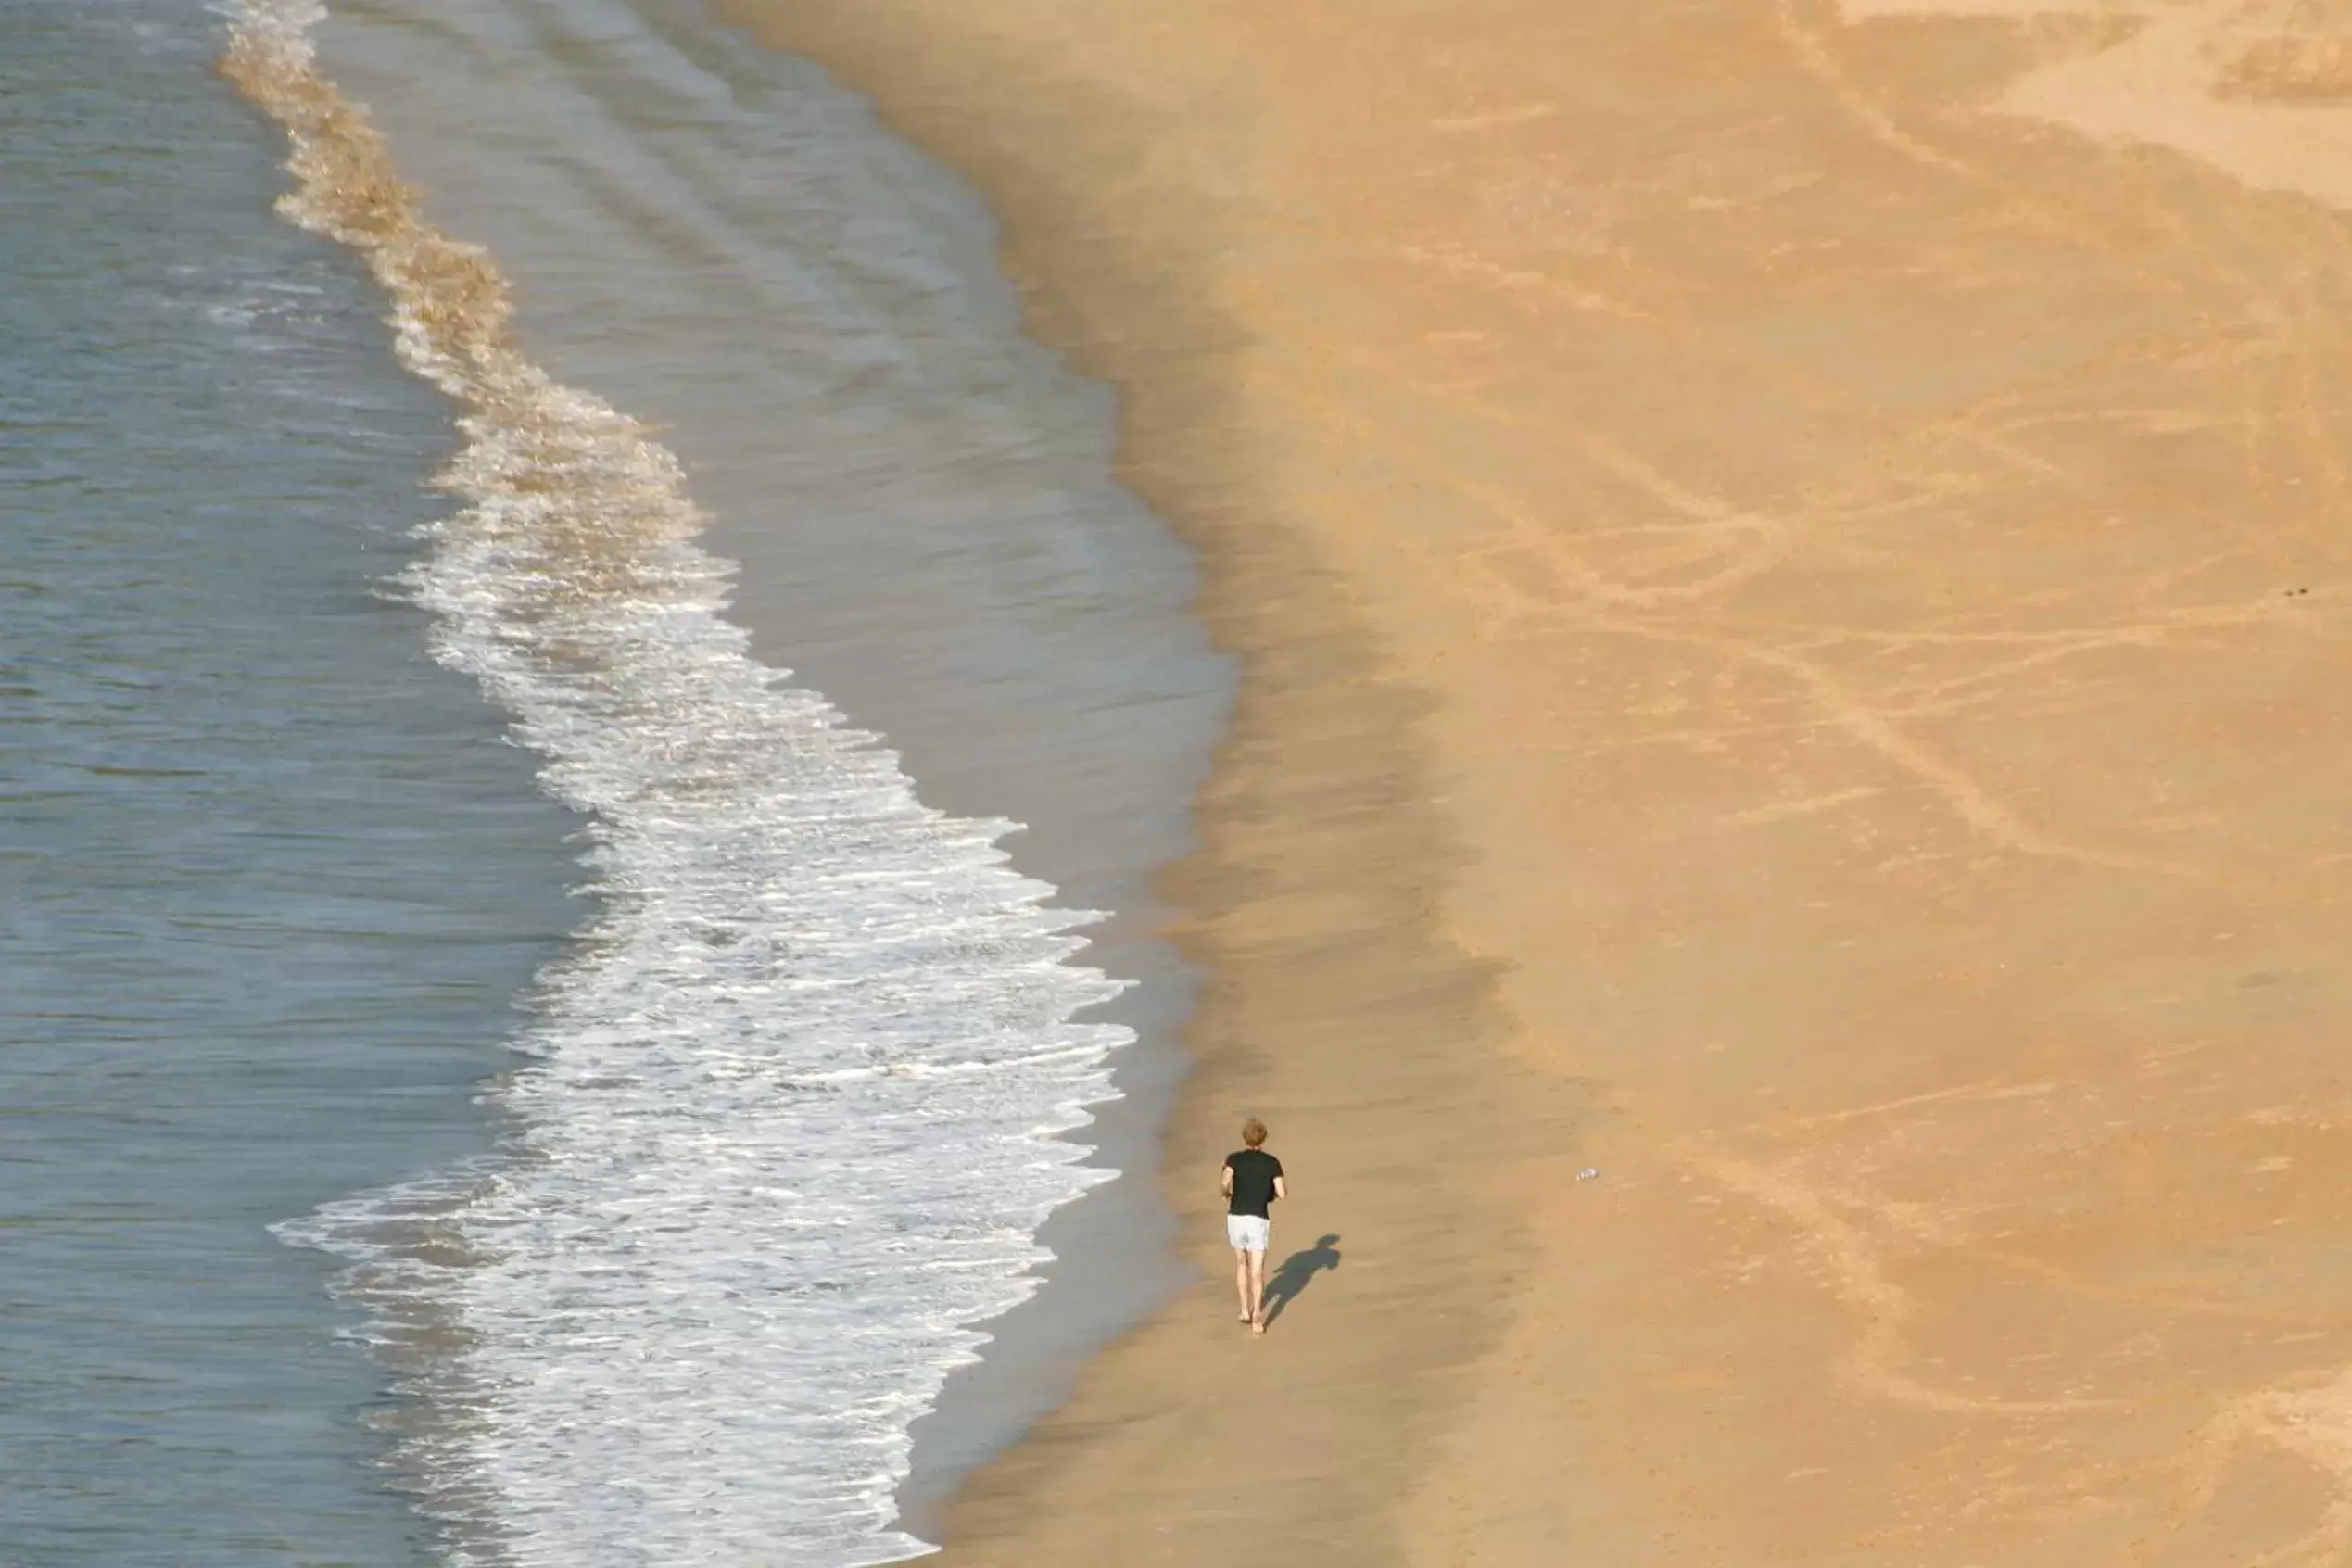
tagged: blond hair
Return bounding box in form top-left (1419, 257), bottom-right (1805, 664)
top-left (1241, 1118), bottom-right (1269, 1147)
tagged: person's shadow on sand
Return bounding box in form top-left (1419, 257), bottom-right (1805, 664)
top-left (1261, 1233), bottom-right (1342, 1328)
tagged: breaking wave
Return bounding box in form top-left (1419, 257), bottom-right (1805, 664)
top-left (223, 4), bottom-right (1132, 1562)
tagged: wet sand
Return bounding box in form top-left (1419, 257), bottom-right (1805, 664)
top-left (723, 2), bottom-right (2352, 1562)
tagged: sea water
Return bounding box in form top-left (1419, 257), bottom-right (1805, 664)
top-left (3, 4), bottom-right (576, 1562)
top-left (285, 5), bottom-right (1233, 1535)
top-left (5, 0), bottom-right (1227, 1563)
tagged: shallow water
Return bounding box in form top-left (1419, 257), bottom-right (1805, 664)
top-left (236, 0), bottom-right (1229, 1562)
top-left (7, 0), bottom-right (1223, 1559)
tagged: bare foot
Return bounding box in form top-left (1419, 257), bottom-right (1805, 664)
top-left (1251, 1317), bottom-right (1267, 1336)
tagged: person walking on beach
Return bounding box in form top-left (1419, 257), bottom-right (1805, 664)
top-left (1221, 1118), bottom-right (1285, 1334)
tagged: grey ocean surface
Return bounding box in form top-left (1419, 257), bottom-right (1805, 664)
top-left (305, 1), bottom-right (1231, 1549)
top-left (7, 0), bottom-right (1226, 1563)
top-left (3, 4), bottom-right (577, 1564)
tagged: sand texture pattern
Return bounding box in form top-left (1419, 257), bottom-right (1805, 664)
top-left (724, 2), bottom-right (2352, 1562)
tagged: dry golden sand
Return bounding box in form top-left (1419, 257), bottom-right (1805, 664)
top-left (721, 2), bottom-right (2352, 1562)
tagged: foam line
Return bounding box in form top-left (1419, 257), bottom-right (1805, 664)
top-left (223, 5), bottom-right (1132, 1562)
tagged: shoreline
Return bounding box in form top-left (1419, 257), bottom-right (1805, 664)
top-left (724, 3), bottom-right (2352, 1562)
top-left (247, 2), bottom-right (1236, 1555)
top-left (714, 3), bottom-right (1576, 1560)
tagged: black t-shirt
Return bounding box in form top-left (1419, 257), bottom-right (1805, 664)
top-left (1223, 1148), bottom-right (1283, 1218)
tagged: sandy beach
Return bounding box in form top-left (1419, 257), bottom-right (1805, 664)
top-left (721, 2), bottom-right (2352, 1562)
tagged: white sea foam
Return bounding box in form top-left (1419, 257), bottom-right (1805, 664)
top-left (227, 2), bottom-right (1132, 1561)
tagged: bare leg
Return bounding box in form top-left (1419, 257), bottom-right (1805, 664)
top-left (1247, 1249), bottom-right (1269, 1334)
top-left (1233, 1249), bottom-right (1254, 1321)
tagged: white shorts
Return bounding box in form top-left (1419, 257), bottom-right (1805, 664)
top-left (1226, 1214), bottom-right (1271, 1253)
